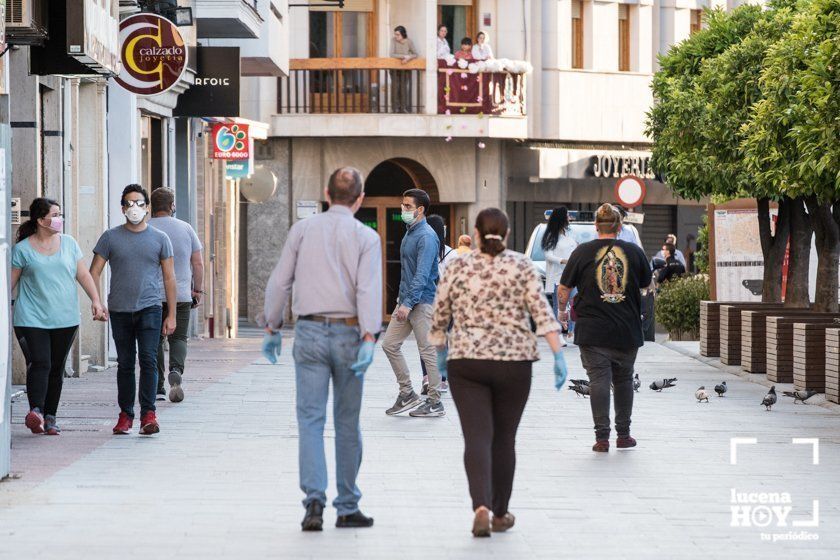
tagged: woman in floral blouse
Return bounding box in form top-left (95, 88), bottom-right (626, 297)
top-left (430, 208), bottom-right (568, 538)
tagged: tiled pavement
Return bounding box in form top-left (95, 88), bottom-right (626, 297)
top-left (1, 336), bottom-right (838, 559)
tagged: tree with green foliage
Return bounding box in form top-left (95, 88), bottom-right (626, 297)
top-left (647, 2), bottom-right (811, 306)
top-left (743, 0), bottom-right (840, 311)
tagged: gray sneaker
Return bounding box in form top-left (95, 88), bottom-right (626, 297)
top-left (168, 370), bottom-right (184, 403)
top-left (386, 392), bottom-right (422, 416)
top-left (409, 400), bottom-right (445, 418)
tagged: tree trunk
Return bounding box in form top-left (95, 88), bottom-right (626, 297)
top-left (805, 197), bottom-right (840, 313)
top-left (785, 197), bottom-right (812, 308)
top-left (757, 197), bottom-right (788, 303)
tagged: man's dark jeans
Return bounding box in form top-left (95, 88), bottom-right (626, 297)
top-left (111, 306), bottom-right (162, 418)
top-left (578, 345), bottom-right (639, 441)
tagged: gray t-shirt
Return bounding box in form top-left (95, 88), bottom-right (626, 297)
top-left (93, 225), bottom-right (174, 312)
top-left (149, 216), bottom-right (202, 302)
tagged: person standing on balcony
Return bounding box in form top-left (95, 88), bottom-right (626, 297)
top-left (260, 167), bottom-right (382, 532)
top-left (471, 32), bottom-right (494, 60)
top-left (11, 198), bottom-right (108, 436)
top-left (455, 37), bottom-right (473, 60)
top-left (382, 189), bottom-right (446, 418)
top-left (390, 25), bottom-right (418, 113)
top-left (149, 187), bottom-right (204, 404)
top-left (436, 25), bottom-right (450, 59)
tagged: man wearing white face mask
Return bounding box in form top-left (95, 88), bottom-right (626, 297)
top-left (90, 184), bottom-right (177, 436)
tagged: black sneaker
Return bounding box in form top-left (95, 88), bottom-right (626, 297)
top-left (386, 392), bottom-right (422, 416)
top-left (409, 400), bottom-right (445, 418)
top-left (336, 511), bottom-right (374, 528)
top-left (168, 370), bottom-right (184, 403)
top-left (156, 390), bottom-right (166, 402)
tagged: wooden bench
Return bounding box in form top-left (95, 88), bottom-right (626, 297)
top-left (826, 328), bottom-right (840, 404)
top-left (742, 308), bottom-right (812, 373)
top-left (720, 303), bottom-right (786, 366)
top-left (766, 315), bottom-right (840, 383)
top-left (793, 322), bottom-right (840, 391)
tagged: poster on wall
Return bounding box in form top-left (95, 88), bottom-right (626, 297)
top-left (713, 208), bottom-right (766, 302)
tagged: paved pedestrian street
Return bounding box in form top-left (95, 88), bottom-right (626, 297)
top-left (1, 336), bottom-right (838, 560)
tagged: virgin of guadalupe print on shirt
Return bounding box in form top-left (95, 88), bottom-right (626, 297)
top-left (595, 245), bottom-right (628, 303)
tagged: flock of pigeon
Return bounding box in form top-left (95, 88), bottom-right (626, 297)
top-left (567, 374), bottom-right (818, 411)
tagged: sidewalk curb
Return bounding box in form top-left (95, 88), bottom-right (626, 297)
top-left (662, 340), bottom-right (840, 414)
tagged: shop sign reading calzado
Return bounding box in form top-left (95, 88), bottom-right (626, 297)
top-left (591, 154), bottom-right (655, 179)
top-left (115, 14), bottom-right (187, 96)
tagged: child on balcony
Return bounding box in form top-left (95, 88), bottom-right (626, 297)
top-left (454, 37), bottom-right (473, 60)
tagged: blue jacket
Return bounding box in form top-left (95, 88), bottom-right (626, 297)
top-left (398, 218), bottom-right (439, 308)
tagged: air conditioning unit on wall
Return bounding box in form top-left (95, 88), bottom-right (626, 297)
top-left (4, 0), bottom-right (49, 46)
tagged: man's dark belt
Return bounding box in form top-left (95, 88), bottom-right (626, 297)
top-left (299, 315), bottom-right (359, 326)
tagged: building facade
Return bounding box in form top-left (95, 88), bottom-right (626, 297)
top-left (242, 0), bottom-right (750, 323)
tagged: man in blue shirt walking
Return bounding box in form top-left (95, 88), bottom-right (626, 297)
top-left (382, 189), bottom-right (445, 418)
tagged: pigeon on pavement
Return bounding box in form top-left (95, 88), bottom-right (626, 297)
top-left (782, 389), bottom-right (817, 404)
top-left (649, 378), bottom-right (677, 391)
top-left (568, 383), bottom-right (590, 398)
top-left (761, 386), bottom-right (777, 410)
top-left (695, 386), bottom-right (710, 403)
top-left (569, 379), bottom-right (590, 387)
top-left (714, 381), bottom-right (727, 397)
top-left (633, 374), bottom-right (641, 392)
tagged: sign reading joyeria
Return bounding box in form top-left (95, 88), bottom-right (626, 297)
top-left (115, 14), bottom-right (187, 96)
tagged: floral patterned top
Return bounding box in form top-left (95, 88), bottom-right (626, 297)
top-left (429, 250), bottom-right (561, 361)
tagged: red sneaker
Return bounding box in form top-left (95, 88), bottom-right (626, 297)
top-left (139, 411), bottom-right (160, 435)
top-left (592, 440), bottom-right (610, 452)
top-left (25, 409), bottom-right (45, 434)
top-left (113, 412), bottom-right (133, 435)
top-left (616, 436), bottom-right (637, 449)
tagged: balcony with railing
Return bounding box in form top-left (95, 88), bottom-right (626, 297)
top-left (273, 57), bottom-right (529, 138)
top-left (278, 58), bottom-right (427, 114)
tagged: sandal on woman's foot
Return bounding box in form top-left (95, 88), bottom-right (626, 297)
top-left (492, 512), bottom-right (515, 532)
top-left (472, 506), bottom-right (491, 537)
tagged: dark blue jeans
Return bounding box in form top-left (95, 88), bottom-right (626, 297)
top-left (111, 306), bottom-right (162, 418)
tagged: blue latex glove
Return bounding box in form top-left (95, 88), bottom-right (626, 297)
top-left (262, 331), bottom-right (282, 364)
top-left (350, 340), bottom-right (376, 377)
top-left (436, 347), bottom-right (448, 380)
top-left (553, 351), bottom-right (568, 391)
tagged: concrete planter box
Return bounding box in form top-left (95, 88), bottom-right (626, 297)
top-left (741, 308), bottom-right (813, 373)
top-left (826, 328), bottom-right (840, 404)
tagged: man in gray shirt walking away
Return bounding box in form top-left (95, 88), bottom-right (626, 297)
top-left (149, 188), bottom-right (204, 403)
top-left (261, 167), bottom-right (382, 532)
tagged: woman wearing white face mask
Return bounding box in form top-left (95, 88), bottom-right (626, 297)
top-left (11, 198), bottom-right (107, 436)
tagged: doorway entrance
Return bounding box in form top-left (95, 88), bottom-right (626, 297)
top-left (359, 159), bottom-right (452, 320)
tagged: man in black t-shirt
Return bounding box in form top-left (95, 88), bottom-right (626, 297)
top-left (558, 204), bottom-right (652, 452)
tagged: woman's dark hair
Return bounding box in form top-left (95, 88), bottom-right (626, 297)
top-left (541, 207), bottom-right (570, 252)
top-left (437, 24), bottom-right (446, 32)
top-left (460, 37), bottom-right (472, 47)
top-left (121, 184), bottom-right (149, 206)
top-left (426, 214), bottom-right (447, 260)
top-left (476, 208), bottom-right (508, 257)
top-left (394, 25), bottom-right (407, 39)
top-left (476, 31), bottom-right (485, 41)
top-left (17, 197), bottom-right (60, 242)
top-left (664, 243), bottom-right (676, 258)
